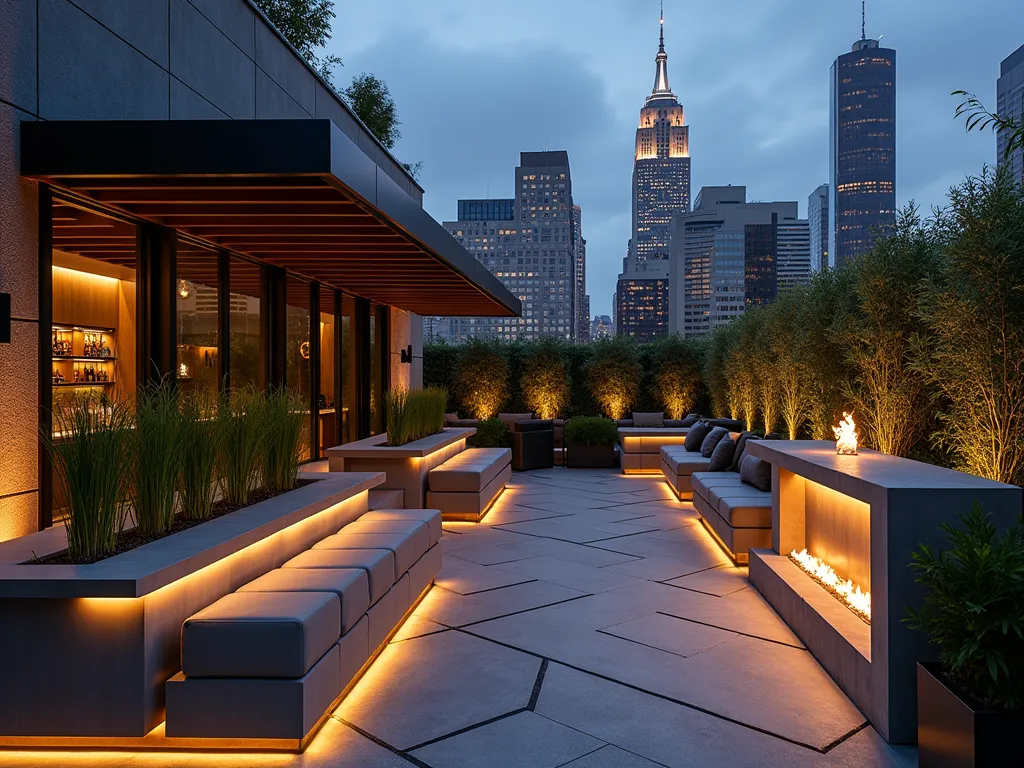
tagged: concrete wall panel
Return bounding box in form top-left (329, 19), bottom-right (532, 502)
top-left (170, 77), bottom-right (228, 119)
top-left (39, 0), bottom-right (169, 120)
top-left (186, 0), bottom-right (254, 58)
top-left (169, 0), bottom-right (254, 119)
top-left (0, 493), bottom-right (37, 545)
top-left (255, 69), bottom-right (310, 120)
top-left (0, 0), bottom-right (37, 114)
top-left (0, 105), bottom-right (38, 320)
top-left (254, 21), bottom-right (314, 116)
top-left (0, 322), bottom-right (39, 501)
top-left (69, 0), bottom-right (170, 68)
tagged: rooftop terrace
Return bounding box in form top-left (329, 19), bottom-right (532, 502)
top-left (3, 468), bottom-right (916, 768)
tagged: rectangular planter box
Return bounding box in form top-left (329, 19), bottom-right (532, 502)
top-left (566, 443), bottom-right (617, 469)
top-left (0, 472), bottom-right (383, 741)
top-left (918, 662), bottom-right (1024, 767)
top-left (327, 428), bottom-right (474, 508)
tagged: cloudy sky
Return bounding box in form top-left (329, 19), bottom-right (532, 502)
top-left (329, 0), bottom-right (1024, 317)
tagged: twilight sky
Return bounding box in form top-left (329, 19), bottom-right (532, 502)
top-left (330, 0), bottom-right (1024, 317)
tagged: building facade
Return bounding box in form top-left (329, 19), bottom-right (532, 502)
top-left (808, 183), bottom-right (830, 272)
top-left (669, 186), bottom-right (800, 337)
top-left (591, 315), bottom-right (614, 340)
top-left (776, 221), bottom-right (813, 291)
top-left (436, 152), bottom-right (579, 343)
top-left (573, 204), bottom-right (590, 343)
top-left (617, 10), bottom-right (689, 341)
top-left (998, 44), bottom-right (1024, 184)
top-left (0, 0), bottom-right (518, 542)
top-left (830, 33), bottom-right (896, 266)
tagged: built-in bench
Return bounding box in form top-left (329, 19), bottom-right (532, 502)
top-left (426, 447), bottom-right (511, 523)
top-left (691, 472), bottom-right (771, 565)
top-left (619, 428), bottom-right (690, 473)
top-left (165, 508), bottom-right (442, 746)
top-left (660, 445), bottom-right (714, 500)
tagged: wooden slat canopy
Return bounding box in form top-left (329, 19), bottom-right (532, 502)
top-left (22, 120), bottom-right (521, 317)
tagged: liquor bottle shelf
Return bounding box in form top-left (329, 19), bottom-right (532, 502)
top-left (53, 381), bottom-right (115, 387)
top-left (53, 356), bottom-right (117, 362)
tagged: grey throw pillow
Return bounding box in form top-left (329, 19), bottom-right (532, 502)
top-left (700, 426), bottom-right (729, 457)
top-left (680, 414), bottom-right (700, 428)
top-left (739, 453), bottom-right (772, 492)
top-left (632, 412), bottom-right (665, 428)
top-left (708, 435), bottom-right (736, 471)
top-left (729, 432), bottom-right (757, 472)
top-left (683, 422), bottom-right (711, 452)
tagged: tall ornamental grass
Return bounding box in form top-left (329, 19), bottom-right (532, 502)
top-left (179, 390), bottom-right (221, 520)
top-left (385, 386), bottom-right (448, 446)
top-left (131, 380), bottom-right (184, 536)
top-left (218, 385), bottom-right (265, 506)
top-left (261, 387), bottom-right (307, 493)
top-left (45, 394), bottom-right (134, 561)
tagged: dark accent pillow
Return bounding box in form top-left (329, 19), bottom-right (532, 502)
top-left (700, 426), bottom-right (729, 457)
top-left (683, 421), bottom-right (711, 452)
top-left (739, 453), bottom-right (772, 492)
top-left (498, 412), bottom-right (534, 428)
top-left (729, 432), bottom-right (758, 472)
top-left (632, 412), bottom-right (665, 428)
top-left (709, 435), bottom-right (736, 471)
top-left (680, 414), bottom-right (700, 428)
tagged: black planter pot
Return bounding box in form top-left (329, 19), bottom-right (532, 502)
top-left (566, 443), bottom-right (617, 468)
top-left (917, 662), bottom-right (1024, 767)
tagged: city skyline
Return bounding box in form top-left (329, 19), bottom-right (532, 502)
top-left (335, 1), bottom-right (1024, 318)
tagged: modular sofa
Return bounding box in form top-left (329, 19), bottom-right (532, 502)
top-left (426, 447), bottom-right (512, 522)
top-left (691, 472), bottom-right (771, 565)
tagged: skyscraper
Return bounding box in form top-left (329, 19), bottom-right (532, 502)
top-left (669, 186), bottom-right (800, 337)
top-left (829, 5), bottom-right (895, 266)
top-left (998, 44), bottom-right (1024, 184)
top-left (435, 152), bottom-right (579, 343)
top-left (808, 184), bottom-right (829, 272)
top-left (632, 8), bottom-right (691, 264)
top-left (573, 204), bottom-right (590, 342)
top-left (616, 6), bottom-right (688, 340)
top-left (776, 221), bottom-right (813, 291)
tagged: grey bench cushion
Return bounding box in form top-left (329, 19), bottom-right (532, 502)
top-left (361, 509), bottom-right (442, 543)
top-left (181, 592), bottom-right (339, 679)
top-left (661, 448), bottom-right (713, 475)
top-left (238, 568), bottom-right (370, 635)
top-left (708, 484), bottom-right (769, 508)
top-left (341, 519), bottom-right (430, 558)
top-left (717, 494), bottom-right (772, 528)
top-left (428, 448), bottom-right (511, 492)
top-left (312, 531), bottom-right (421, 575)
top-left (283, 548), bottom-right (395, 605)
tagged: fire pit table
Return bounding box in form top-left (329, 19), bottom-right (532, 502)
top-left (744, 440), bottom-right (1020, 744)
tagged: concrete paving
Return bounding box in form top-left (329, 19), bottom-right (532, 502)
top-left (2, 468), bottom-right (917, 767)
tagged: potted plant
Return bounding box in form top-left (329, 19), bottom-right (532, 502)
top-left (468, 417), bottom-right (511, 448)
top-left (563, 416), bottom-right (619, 468)
top-left (905, 504), bottom-right (1024, 767)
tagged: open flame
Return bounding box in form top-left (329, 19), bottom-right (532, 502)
top-left (833, 411), bottom-right (858, 455)
top-left (790, 548), bottom-right (871, 623)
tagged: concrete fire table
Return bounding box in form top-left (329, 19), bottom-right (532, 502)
top-left (744, 440), bottom-right (1020, 744)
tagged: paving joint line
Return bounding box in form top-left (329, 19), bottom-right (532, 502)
top-left (453, 593), bottom-right (594, 629)
top-left (402, 707), bottom-right (530, 753)
top-left (432, 579), bottom-right (539, 597)
top-left (336, 717), bottom-right (432, 767)
top-left (654, 611), bottom-right (807, 650)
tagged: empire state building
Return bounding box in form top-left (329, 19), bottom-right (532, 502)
top-left (632, 9), bottom-right (691, 264)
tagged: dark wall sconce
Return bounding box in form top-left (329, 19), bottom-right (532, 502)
top-left (0, 293), bottom-right (10, 344)
top-left (400, 344), bottom-right (412, 364)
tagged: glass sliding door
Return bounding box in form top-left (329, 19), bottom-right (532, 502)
top-left (228, 256), bottom-right (262, 393)
top-left (286, 276), bottom-right (312, 462)
top-left (318, 285), bottom-right (339, 453)
top-left (369, 304), bottom-right (386, 436)
top-left (175, 244), bottom-right (219, 396)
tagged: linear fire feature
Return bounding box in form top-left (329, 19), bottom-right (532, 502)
top-left (744, 440), bottom-right (1021, 745)
top-left (790, 548), bottom-right (871, 623)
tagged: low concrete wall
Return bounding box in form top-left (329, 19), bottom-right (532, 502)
top-left (0, 473), bottom-right (382, 739)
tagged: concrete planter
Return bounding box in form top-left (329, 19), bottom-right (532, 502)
top-left (327, 428), bottom-right (475, 508)
top-left (917, 662), bottom-right (1024, 767)
top-left (0, 473), bottom-right (383, 744)
top-left (566, 443), bottom-right (618, 469)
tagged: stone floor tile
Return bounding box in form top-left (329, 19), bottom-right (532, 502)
top-left (602, 555), bottom-right (714, 582)
top-left (299, 718), bottom-right (413, 767)
top-left (435, 555), bottom-right (536, 595)
top-left (664, 564), bottom-right (750, 596)
top-left (337, 630), bottom-right (541, 751)
top-left (410, 711), bottom-right (604, 768)
top-left (390, 614), bottom-right (449, 642)
top-left (599, 611), bottom-right (734, 657)
top-left (415, 577), bottom-right (589, 627)
top-left (535, 663), bottom-right (828, 768)
top-left (557, 744), bottom-right (670, 767)
top-left (497, 555), bottom-right (649, 594)
top-left (822, 725), bottom-right (918, 768)
top-left (496, 519), bottom-right (646, 544)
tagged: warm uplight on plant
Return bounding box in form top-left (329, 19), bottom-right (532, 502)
top-left (791, 548), bottom-right (871, 622)
top-left (834, 411), bottom-right (858, 455)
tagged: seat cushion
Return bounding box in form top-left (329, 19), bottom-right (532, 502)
top-left (238, 568), bottom-right (370, 635)
top-left (181, 592), bottom-right (340, 679)
top-left (708, 483), bottom-right (771, 508)
top-left (691, 471), bottom-right (744, 500)
top-left (341, 519), bottom-right (430, 559)
top-left (716, 494), bottom-right (772, 528)
top-left (661, 447), bottom-right (712, 475)
top-left (313, 531), bottom-right (421, 577)
top-left (428, 448), bottom-right (511, 492)
top-left (361, 509), bottom-right (442, 544)
top-left (283, 548), bottom-right (395, 605)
